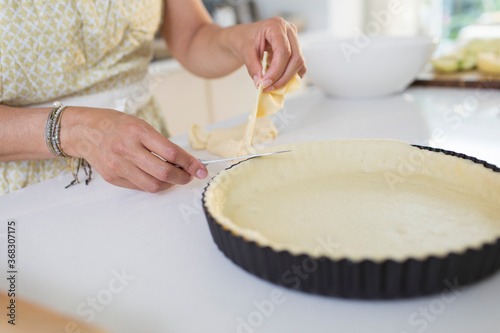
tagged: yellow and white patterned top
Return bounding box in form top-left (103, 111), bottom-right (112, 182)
top-left (0, 0), bottom-right (168, 194)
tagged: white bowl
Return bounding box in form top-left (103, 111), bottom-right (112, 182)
top-left (300, 33), bottom-right (437, 98)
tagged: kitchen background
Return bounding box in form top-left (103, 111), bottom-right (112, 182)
top-left (150, 0), bottom-right (500, 136)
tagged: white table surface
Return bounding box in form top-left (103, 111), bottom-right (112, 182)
top-left (1, 86), bottom-right (500, 333)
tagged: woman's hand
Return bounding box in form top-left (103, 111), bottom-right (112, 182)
top-left (61, 107), bottom-right (208, 193)
top-left (163, 0), bottom-right (306, 92)
top-left (232, 17), bottom-right (307, 93)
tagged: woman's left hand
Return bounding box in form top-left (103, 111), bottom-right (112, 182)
top-left (231, 17), bottom-right (307, 93)
top-left (163, 1), bottom-right (305, 91)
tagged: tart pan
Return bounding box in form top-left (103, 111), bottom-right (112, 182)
top-left (202, 143), bottom-right (500, 299)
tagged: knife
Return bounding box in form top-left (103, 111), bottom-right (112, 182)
top-left (151, 150), bottom-right (291, 166)
top-left (199, 150), bottom-right (291, 165)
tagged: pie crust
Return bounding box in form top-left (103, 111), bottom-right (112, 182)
top-left (203, 140), bottom-right (500, 298)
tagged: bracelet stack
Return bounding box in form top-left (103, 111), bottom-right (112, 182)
top-left (44, 101), bottom-right (93, 188)
top-left (45, 101), bottom-right (68, 157)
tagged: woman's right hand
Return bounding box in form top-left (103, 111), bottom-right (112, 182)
top-left (61, 107), bottom-right (208, 193)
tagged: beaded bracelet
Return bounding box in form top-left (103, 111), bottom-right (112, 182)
top-left (45, 101), bottom-right (92, 188)
top-left (45, 101), bottom-right (68, 157)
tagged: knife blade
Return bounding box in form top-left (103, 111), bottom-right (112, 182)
top-left (151, 150), bottom-right (291, 166)
top-left (199, 150), bottom-right (292, 165)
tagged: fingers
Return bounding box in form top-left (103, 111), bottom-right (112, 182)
top-left (126, 165), bottom-right (176, 193)
top-left (101, 168), bottom-right (175, 193)
top-left (263, 24), bottom-right (306, 93)
top-left (256, 18), bottom-right (306, 92)
top-left (141, 128), bottom-right (208, 180)
top-left (259, 18), bottom-right (292, 90)
top-left (246, 34), bottom-right (267, 86)
top-left (100, 151), bottom-right (179, 193)
top-left (136, 148), bottom-right (193, 186)
top-left (80, 110), bottom-right (207, 193)
top-left (102, 176), bottom-right (142, 191)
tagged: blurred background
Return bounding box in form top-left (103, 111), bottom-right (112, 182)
top-left (194, 0), bottom-right (500, 39)
top-left (151, 0), bottom-right (500, 136)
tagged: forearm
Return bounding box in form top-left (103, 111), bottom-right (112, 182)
top-left (174, 23), bottom-right (246, 78)
top-left (162, 0), bottom-right (306, 91)
top-left (0, 105), bottom-right (99, 162)
top-left (161, 0), bottom-right (248, 78)
top-left (0, 104), bottom-right (208, 192)
top-left (0, 105), bottom-right (54, 161)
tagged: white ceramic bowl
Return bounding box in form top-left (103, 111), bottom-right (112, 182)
top-left (300, 33), bottom-right (437, 98)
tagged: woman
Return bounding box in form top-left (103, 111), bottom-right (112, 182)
top-left (0, 0), bottom-right (306, 194)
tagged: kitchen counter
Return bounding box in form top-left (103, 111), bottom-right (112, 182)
top-left (1, 86), bottom-right (500, 333)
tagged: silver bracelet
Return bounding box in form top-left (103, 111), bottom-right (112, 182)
top-left (45, 101), bottom-right (68, 157)
top-left (44, 102), bottom-right (94, 188)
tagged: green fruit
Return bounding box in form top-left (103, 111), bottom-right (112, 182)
top-left (460, 54), bottom-right (477, 71)
top-left (465, 40), bottom-right (488, 54)
top-left (432, 56), bottom-right (460, 73)
top-left (432, 39), bottom-right (500, 73)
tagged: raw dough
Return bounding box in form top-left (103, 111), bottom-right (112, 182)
top-left (204, 140), bottom-right (500, 262)
top-left (241, 51), bottom-right (301, 154)
top-left (188, 52), bottom-right (301, 158)
top-left (189, 118), bottom-right (278, 158)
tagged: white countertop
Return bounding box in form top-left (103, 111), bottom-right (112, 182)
top-left (1, 86), bottom-right (500, 333)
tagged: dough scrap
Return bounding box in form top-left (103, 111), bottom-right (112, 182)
top-left (188, 124), bottom-right (209, 150)
top-left (256, 74), bottom-right (302, 118)
top-left (242, 52), bottom-right (301, 154)
top-left (206, 118), bottom-right (278, 158)
top-left (188, 51), bottom-right (301, 158)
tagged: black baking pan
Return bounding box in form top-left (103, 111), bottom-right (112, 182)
top-left (202, 145), bottom-right (500, 299)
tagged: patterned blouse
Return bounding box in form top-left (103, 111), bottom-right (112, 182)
top-left (0, 0), bottom-right (169, 194)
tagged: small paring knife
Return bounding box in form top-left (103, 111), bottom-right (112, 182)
top-left (199, 150), bottom-right (292, 165)
top-left (151, 150), bottom-right (291, 166)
